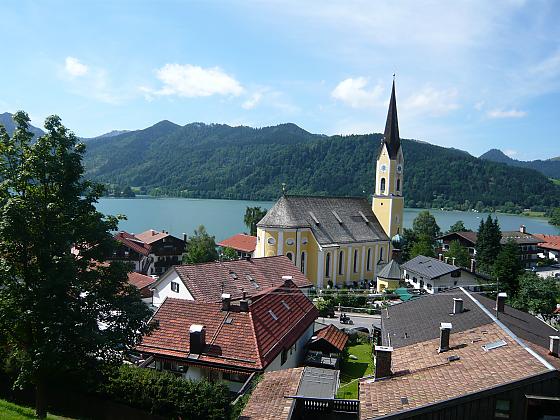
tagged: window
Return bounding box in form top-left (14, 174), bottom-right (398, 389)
top-left (379, 247), bottom-right (384, 262)
top-left (223, 372), bottom-right (247, 383)
top-left (338, 251), bottom-right (344, 275)
top-left (267, 237), bottom-right (275, 245)
top-left (286, 252), bottom-right (293, 262)
top-left (494, 399), bottom-right (511, 418)
top-left (405, 273), bottom-right (409, 280)
top-left (281, 348), bottom-right (288, 365)
top-left (427, 283), bottom-right (432, 290)
top-left (367, 248), bottom-right (372, 271)
top-left (353, 249), bottom-right (358, 273)
top-left (396, 179), bottom-right (401, 192)
top-left (420, 280), bottom-right (424, 288)
top-left (268, 310), bottom-right (278, 321)
top-left (286, 238), bottom-right (294, 246)
top-left (171, 281), bottom-right (180, 293)
top-left (380, 178), bottom-right (386, 193)
top-left (300, 252), bottom-right (306, 273)
top-left (325, 253), bottom-right (331, 277)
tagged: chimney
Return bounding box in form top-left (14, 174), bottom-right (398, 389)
top-left (444, 257), bottom-right (449, 264)
top-left (374, 346), bottom-right (393, 379)
top-left (282, 275), bottom-right (293, 285)
top-left (189, 324), bottom-right (206, 354)
top-left (438, 322), bottom-right (452, 353)
top-left (183, 233), bottom-right (187, 242)
top-left (520, 225), bottom-right (526, 234)
top-left (451, 257), bottom-right (456, 266)
top-left (470, 258), bottom-right (476, 273)
top-left (452, 298), bottom-right (464, 315)
top-left (221, 293), bottom-right (231, 311)
top-left (549, 336), bottom-right (560, 357)
top-left (438, 253), bottom-right (443, 261)
top-left (239, 290), bottom-right (249, 311)
top-left (496, 292), bottom-right (507, 314)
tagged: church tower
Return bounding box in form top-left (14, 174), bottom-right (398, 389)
top-left (372, 80), bottom-right (404, 241)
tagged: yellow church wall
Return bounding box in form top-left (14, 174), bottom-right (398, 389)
top-left (261, 229), bottom-right (279, 257)
top-left (304, 232), bottom-right (319, 285)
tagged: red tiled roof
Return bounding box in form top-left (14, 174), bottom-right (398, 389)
top-left (218, 233), bottom-right (257, 253)
top-left (240, 368), bottom-right (303, 420)
top-left (162, 255), bottom-right (312, 303)
top-left (137, 280), bottom-right (318, 371)
top-left (437, 231), bottom-right (478, 244)
top-left (311, 324), bottom-right (348, 352)
top-left (114, 231), bottom-right (151, 256)
top-left (135, 229), bottom-right (170, 244)
top-left (127, 272), bottom-right (155, 291)
top-left (533, 234), bottom-right (560, 251)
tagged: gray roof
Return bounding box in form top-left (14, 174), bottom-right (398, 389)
top-left (257, 195), bottom-right (389, 245)
top-left (296, 367), bottom-right (339, 399)
top-left (401, 255), bottom-right (460, 279)
top-left (377, 259), bottom-right (401, 280)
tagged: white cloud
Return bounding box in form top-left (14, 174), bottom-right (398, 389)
top-left (146, 64), bottom-right (244, 98)
top-left (503, 149), bottom-right (518, 158)
top-left (403, 87), bottom-right (460, 117)
top-left (331, 77), bottom-right (384, 108)
top-left (64, 57), bottom-right (88, 77)
top-left (242, 91), bottom-right (263, 110)
top-left (486, 108), bottom-right (527, 118)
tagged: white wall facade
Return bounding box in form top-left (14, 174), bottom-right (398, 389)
top-left (152, 269), bottom-right (194, 307)
top-left (265, 322), bottom-right (315, 372)
top-left (403, 269), bottom-right (477, 294)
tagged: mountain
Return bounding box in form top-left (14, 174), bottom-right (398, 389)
top-left (83, 121), bottom-right (560, 212)
top-left (92, 129), bottom-right (131, 139)
top-left (0, 112), bottom-right (45, 138)
top-left (480, 149), bottom-right (560, 179)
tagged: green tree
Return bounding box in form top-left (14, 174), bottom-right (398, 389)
top-left (447, 220), bottom-right (471, 233)
top-left (446, 240), bottom-right (470, 267)
top-left (244, 206), bottom-right (267, 236)
top-left (492, 240), bottom-right (523, 296)
top-left (0, 112), bottom-right (153, 418)
top-left (512, 272), bottom-right (559, 321)
top-left (550, 207), bottom-right (560, 226)
top-left (412, 210), bottom-right (441, 242)
top-left (183, 225), bottom-right (219, 264)
top-left (121, 186), bottom-right (135, 198)
top-left (400, 228), bottom-right (417, 262)
top-left (316, 298), bottom-right (335, 318)
top-left (475, 215), bottom-right (502, 272)
top-left (410, 234), bottom-right (436, 258)
top-left (221, 246), bottom-right (239, 261)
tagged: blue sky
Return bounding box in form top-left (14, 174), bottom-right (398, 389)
top-left (1, 0), bottom-right (559, 160)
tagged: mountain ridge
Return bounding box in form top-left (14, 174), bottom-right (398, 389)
top-left (480, 148), bottom-right (560, 179)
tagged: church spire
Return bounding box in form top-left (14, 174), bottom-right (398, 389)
top-left (381, 79), bottom-right (400, 159)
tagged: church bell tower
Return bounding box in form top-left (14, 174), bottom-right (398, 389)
top-left (372, 80), bottom-right (404, 241)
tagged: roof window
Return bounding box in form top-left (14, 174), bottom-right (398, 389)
top-left (281, 300), bottom-right (291, 310)
top-left (268, 310), bottom-right (279, 321)
top-left (482, 339), bottom-right (507, 351)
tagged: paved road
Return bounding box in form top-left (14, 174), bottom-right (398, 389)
top-left (316, 311), bottom-right (381, 332)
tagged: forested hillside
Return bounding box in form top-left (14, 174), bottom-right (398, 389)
top-left (0, 112), bottom-right (44, 137)
top-left (82, 121), bottom-right (560, 212)
top-left (480, 148), bottom-right (560, 179)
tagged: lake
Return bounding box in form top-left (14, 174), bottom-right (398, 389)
top-left (96, 197), bottom-right (560, 241)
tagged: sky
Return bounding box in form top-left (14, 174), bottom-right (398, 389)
top-left (1, 0), bottom-right (559, 160)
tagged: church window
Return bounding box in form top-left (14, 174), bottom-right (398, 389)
top-left (267, 237), bottom-right (275, 245)
top-left (286, 238), bottom-right (294, 246)
top-left (286, 252), bottom-right (293, 262)
top-left (396, 178), bottom-right (401, 192)
top-left (338, 251), bottom-right (344, 275)
top-left (379, 247), bottom-right (384, 262)
top-left (300, 252), bottom-right (306, 274)
top-left (367, 248), bottom-right (372, 271)
top-left (325, 253), bottom-right (331, 277)
top-left (380, 178), bottom-right (386, 193)
top-left (353, 249), bottom-right (358, 273)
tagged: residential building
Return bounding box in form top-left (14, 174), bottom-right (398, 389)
top-left (150, 255), bottom-right (313, 307)
top-left (402, 255), bottom-right (480, 294)
top-left (306, 324), bottom-right (349, 369)
top-left (110, 229), bottom-right (186, 276)
top-left (137, 279), bottom-right (318, 392)
top-left (217, 233), bottom-right (257, 258)
top-left (376, 259), bottom-right (402, 292)
top-left (533, 234), bottom-right (560, 262)
top-left (127, 272), bottom-right (156, 303)
top-left (437, 225), bottom-right (541, 268)
top-left (359, 289), bottom-right (560, 419)
top-left (255, 81), bottom-right (404, 288)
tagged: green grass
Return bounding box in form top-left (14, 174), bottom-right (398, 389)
top-left (521, 210), bottom-right (546, 218)
top-left (551, 178), bottom-right (560, 186)
top-left (0, 399), bottom-right (69, 419)
top-left (336, 343), bottom-right (374, 399)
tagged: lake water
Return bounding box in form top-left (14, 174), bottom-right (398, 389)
top-left (96, 197), bottom-right (560, 241)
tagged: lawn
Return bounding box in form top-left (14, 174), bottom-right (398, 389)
top-left (336, 343), bottom-right (374, 399)
top-left (0, 399), bottom-right (69, 419)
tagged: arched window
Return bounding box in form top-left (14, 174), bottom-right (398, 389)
top-left (396, 178), bottom-right (401, 192)
top-left (379, 247), bottom-right (384, 262)
top-left (300, 252), bottom-right (306, 274)
top-left (353, 249), bottom-right (358, 273)
top-left (325, 253), bottom-right (331, 278)
top-left (338, 251), bottom-right (344, 275)
top-left (367, 248), bottom-right (371, 271)
top-left (380, 178), bottom-right (386, 193)
top-left (286, 252), bottom-right (293, 262)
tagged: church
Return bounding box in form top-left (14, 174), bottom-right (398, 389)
top-left (255, 80), bottom-right (404, 288)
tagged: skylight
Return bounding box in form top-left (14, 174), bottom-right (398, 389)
top-left (268, 310), bottom-right (278, 321)
top-left (281, 300), bottom-right (290, 310)
top-left (246, 274), bottom-right (259, 289)
top-left (309, 211), bottom-right (320, 225)
top-left (482, 339), bottom-right (507, 352)
top-left (229, 271), bottom-right (238, 280)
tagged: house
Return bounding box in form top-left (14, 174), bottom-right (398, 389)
top-left (359, 289), bottom-right (560, 419)
top-left (437, 225), bottom-right (541, 268)
top-left (217, 233), bottom-right (257, 259)
top-left (533, 234), bottom-right (560, 262)
top-left (150, 255), bottom-right (313, 307)
top-left (127, 272), bottom-right (156, 302)
top-left (305, 324), bottom-right (349, 369)
top-left (241, 366), bottom-right (358, 420)
top-left (376, 259), bottom-right (402, 292)
top-left (137, 279), bottom-right (318, 392)
top-left (401, 255), bottom-right (479, 294)
top-left (109, 229), bottom-right (186, 276)
top-left (255, 81), bottom-right (405, 289)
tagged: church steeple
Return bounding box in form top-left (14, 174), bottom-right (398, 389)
top-left (381, 79), bottom-right (401, 159)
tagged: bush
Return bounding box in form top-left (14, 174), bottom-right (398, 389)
top-left (104, 365), bottom-right (231, 420)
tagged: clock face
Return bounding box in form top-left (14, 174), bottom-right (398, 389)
top-left (397, 164), bottom-right (403, 173)
top-left (380, 164), bottom-right (387, 172)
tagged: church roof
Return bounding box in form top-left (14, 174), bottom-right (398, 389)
top-left (379, 80), bottom-right (401, 159)
top-left (257, 195), bottom-right (389, 246)
top-left (377, 259), bottom-right (401, 280)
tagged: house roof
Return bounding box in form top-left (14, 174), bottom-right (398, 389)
top-left (155, 255), bottom-right (312, 303)
top-left (533, 234), bottom-right (560, 251)
top-left (437, 231), bottom-right (478, 245)
top-left (240, 367), bottom-right (304, 420)
top-left (114, 231), bottom-right (152, 256)
top-left (359, 323), bottom-right (553, 419)
top-left (217, 233), bottom-right (257, 253)
top-left (401, 255), bottom-right (460, 280)
top-left (377, 260), bottom-right (401, 280)
top-left (438, 230), bottom-right (540, 246)
top-left (311, 324), bottom-right (349, 352)
top-left (137, 280), bottom-right (318, 371)
top-left (134, 229), bottom-right (171, 244)
top-left (257, 195), bottom-right (389, 246)
top-left (297, 367), bottom-right (339, 399)
top-left (127, 272), bottom-right (155, 291)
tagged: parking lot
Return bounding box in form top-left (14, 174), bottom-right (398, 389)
top-left (315, 311), bottom-right (381, 333)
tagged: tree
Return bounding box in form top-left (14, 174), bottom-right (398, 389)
top-left (244, 206), bottom-right (267, 236)
top-left (412, 210), bottom-right (441, 242)
top-left (550, 207), bottom-right (560, 226)
top-left (316, 298), bottom-right (335, 318)
top-left (448, 220), bottom-right (471, 233)
top-left (475, 215), bottom-right (502, 272)
top-left (410, 234), bottom-right (436, 258)
top-left (221, 246), bottom-right (239, 261)
top-left (0, 112), bottom-right (153, 418)
top-left (446, 240), bottom-right (470, 267)
top-left (511, 272), bottom-right (559, 321)
top-left (492, 240), bottom-right (523, 296)
top-left (400, 228), bottom-right (417, 262)
top-left (183, 225), bottom-right (219, 264)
